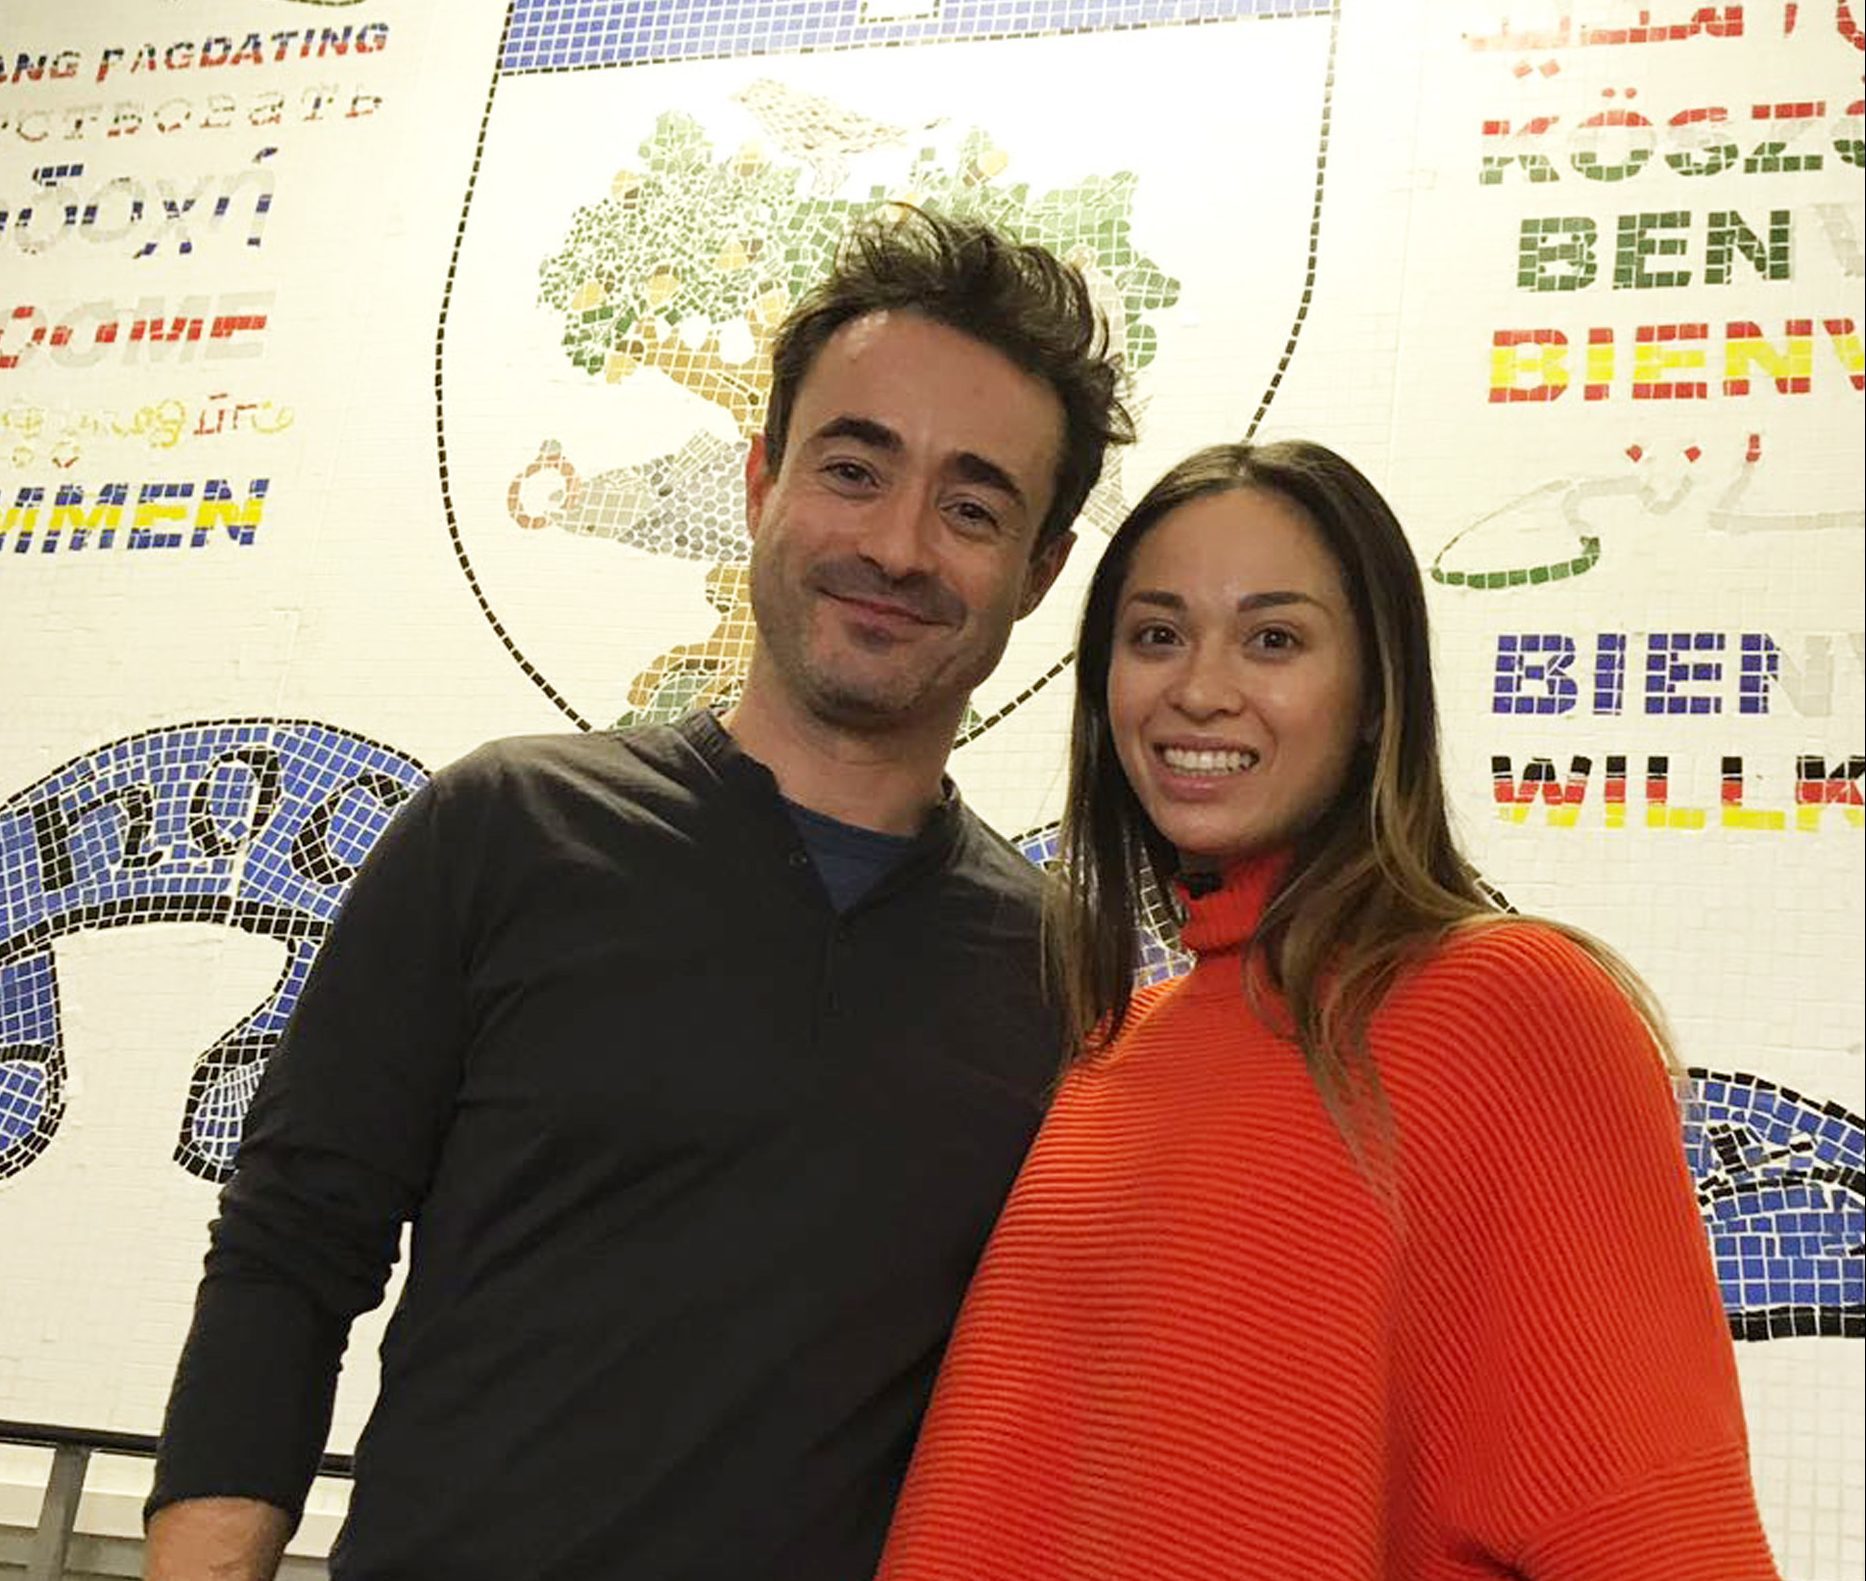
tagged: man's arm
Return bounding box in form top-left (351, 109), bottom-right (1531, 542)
top-left (144, 1497), bottom-right (291, 1581)
top-left (147, 767), bottom-right (478, 1536)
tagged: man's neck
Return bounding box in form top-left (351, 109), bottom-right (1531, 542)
top-left (721, 669), bottom-right (959, 837)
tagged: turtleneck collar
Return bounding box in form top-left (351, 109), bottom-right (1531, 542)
top-left (1174, 848), bottom-right (1295, 957)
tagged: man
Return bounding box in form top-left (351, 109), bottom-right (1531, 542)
top-left (145, 207), bottom-right (1132, 1580)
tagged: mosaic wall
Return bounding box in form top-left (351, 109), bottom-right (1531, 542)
top-left (1, 0), bottom-right (1860, 1569)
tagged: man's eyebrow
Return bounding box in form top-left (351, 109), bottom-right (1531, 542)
top-left (808, 415), bottom-right (903, 452)
top-left (950, 451), bottom-right (1027, 510)
top-left (1123, 589), bottom-right (1328, 613)
top-left (808, 418), bottom-right (1030, 512)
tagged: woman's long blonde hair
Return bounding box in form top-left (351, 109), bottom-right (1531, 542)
top-left (1050, 441), bottom-right (1676, 1157)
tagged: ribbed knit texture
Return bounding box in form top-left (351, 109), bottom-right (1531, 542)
top-left (877, 854), bottom-right (1782, 1581)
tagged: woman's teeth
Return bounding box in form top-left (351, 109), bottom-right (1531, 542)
top-left (1160, 746), bottom-right (1259, 775)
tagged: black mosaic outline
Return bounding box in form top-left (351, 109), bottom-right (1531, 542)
top-left (1688, 1065), bottom-right (1865, 1343)
top-left (0, 966), bottom-right (61, 1178)
top-left (1242, 0), bottom-right (1339, 443)
top-left (441, 2), bottom-right (1342, 738)
top-left (956, 653), bottom-right (1075, 748)
top-left (435, 3), bottom-right (597, 732)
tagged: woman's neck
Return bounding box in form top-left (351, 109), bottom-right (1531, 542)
top-left (1176, 849), bottom-right (1294, 957)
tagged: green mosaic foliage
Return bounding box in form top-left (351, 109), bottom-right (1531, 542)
top-left (538, 111), bottom-right (1180, 385)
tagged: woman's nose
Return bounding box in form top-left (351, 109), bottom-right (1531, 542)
top-left (1166, 643), bottom-right (1244, 719)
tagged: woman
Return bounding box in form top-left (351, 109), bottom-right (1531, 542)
top-left (876, 442), bottom-right (1780, 1580)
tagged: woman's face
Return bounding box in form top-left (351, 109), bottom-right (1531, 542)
top-left (1106, 486), bottom-right (1367, 870)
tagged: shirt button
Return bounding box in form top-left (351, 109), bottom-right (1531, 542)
top-left (788, 850), bottom-right (810, 869)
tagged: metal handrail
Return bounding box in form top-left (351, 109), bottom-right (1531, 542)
top-left (0, 1420), bottom-right (352, 1581)
top-left (0, 1419), bottom-right (354, 1477)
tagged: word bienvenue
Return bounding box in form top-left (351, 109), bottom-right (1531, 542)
top-left (1491, 630), bottom-right (1866, 715)
top-left (1489, 315), bottom-right (1861, 400)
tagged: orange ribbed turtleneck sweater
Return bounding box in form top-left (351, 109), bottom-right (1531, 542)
top-left (877, 855), bottom-right (1781, 1581)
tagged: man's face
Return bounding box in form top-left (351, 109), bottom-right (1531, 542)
top-left (744, 310), bottom-right (1074, 733)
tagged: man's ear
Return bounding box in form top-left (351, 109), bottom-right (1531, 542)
top-left (1017, 530), bottom-right (1076, 619)
top-left (744, 434), bottom-right (773, 540)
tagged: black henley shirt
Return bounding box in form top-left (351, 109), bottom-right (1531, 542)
top-left (150, 711), bottom-right (1061, 1580)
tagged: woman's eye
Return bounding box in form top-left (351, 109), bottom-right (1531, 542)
top-left (1131, 622), bottom-right (1178, 648)
top-left (1253, 627), bottom-right (1300, 652)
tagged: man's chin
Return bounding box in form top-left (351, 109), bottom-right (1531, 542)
top-left (800, 667), bottom-right (946, 732)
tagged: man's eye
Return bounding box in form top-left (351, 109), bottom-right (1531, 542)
top-left (948, 499), bottom-right (1000, 532)
top-left (824, 460), bottom-right (876, 487)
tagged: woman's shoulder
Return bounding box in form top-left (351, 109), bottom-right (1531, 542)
top-left (1398, 916), bottom-right (1630, 1012)
top-left (1376, 921), bottom-right (1690, 1209)
top-left (1380, 918), bottom-right (1668, 1097)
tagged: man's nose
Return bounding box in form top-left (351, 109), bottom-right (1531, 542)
top-left (860, 485), bottom-right (941, 581)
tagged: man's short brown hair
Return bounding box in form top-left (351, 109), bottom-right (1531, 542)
top-left (763, 206), bottom-right (1135, 551)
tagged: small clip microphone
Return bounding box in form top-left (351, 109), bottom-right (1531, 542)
top-left (1182, 869), bottom-right (1222, 898)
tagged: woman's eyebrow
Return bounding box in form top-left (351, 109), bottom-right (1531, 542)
top-left (1121, 589), bottom-right (1326, 612)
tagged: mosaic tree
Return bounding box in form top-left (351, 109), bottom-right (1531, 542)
top-left (539, 108), bottom-right (1181, 430)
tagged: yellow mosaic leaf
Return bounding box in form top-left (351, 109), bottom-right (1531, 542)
top-left (643, 270), bottom-right (681, 307)
top-left (569, 278), bottom-right (608, 312)
top-left (603, 350), bottom-right (639, 382)
top-left (752, 288), bottom-right (791, 327)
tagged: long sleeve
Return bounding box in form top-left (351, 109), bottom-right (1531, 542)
top-left (1387, 925), bottom-right (1781, 1580)
top-left (149, 771), bottom-right (472, 1523)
